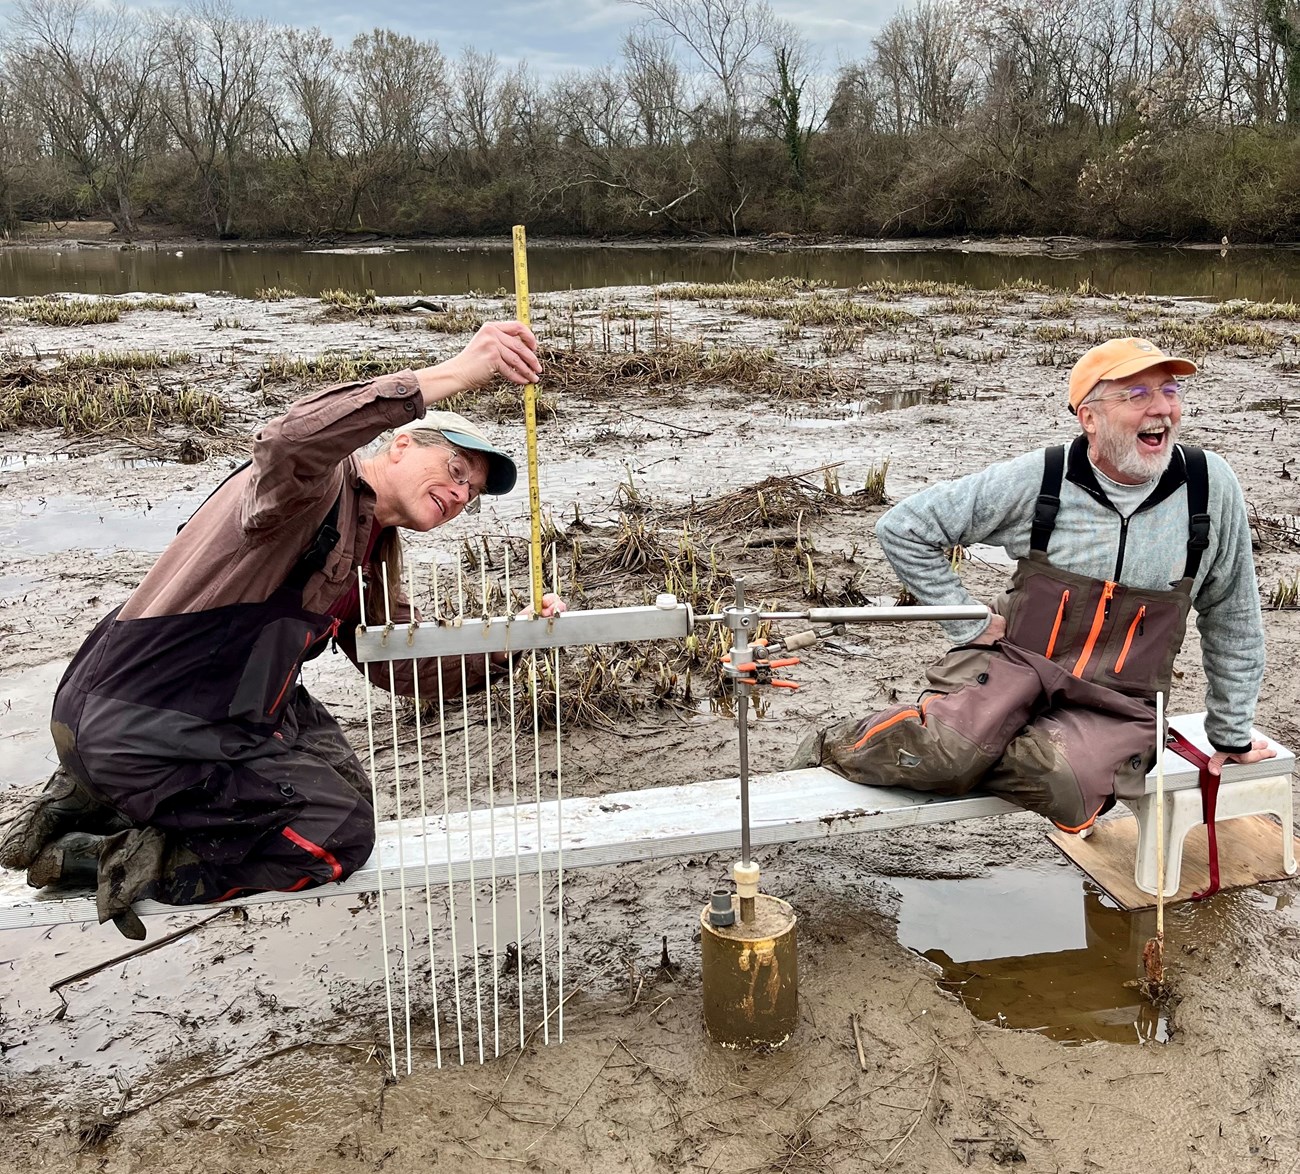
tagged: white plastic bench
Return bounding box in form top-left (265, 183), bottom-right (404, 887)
top-left (0, 713), bottom-right (1292, 931)
top-left (1125, 713), bottom-right (1295, 895)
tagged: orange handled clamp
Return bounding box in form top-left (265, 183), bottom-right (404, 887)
top-left (723, 646), bottom-right (801, 690)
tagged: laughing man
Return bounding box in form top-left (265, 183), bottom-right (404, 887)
top-left (794, 337), bottom-right (1275, 830)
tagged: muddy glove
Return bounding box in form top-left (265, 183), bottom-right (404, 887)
top-left (22, 824), bottom-right (163, 941)
top-left (95, 827), bottom-right (169, 941)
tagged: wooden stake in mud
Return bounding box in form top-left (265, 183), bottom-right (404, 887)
top-left (512, 224), bottom-right (545, 615)
top-left (1143, 691), bottom-right (1167, 990)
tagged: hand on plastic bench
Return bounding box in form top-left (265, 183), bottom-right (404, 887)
top-left (1209, 736), bottom-right (1277, 777)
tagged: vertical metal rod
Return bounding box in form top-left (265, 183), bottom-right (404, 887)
top-left (409, 560), bottom-right (442, 1068)
top-left (432, 565), bottom-right (467, 1065)
top-left (550, 543), bottom-right (565, 1042)
top-left (357, 568), bottom-right (398, 1077)
top-left (455, 560), bottom-right (486, 1064)
top-left (380, 565), bottom-right (414, 1075)
top-left (481, 559), bottom-right (501, 1058)
top-left (528, 552), bottom-right (551, 1044)
top-left (737, 689), bottom-right (752, 868)
top-left (504, 547), bottom-right (526, 1050)
top-left (729, 574), bottom-right (756, 924)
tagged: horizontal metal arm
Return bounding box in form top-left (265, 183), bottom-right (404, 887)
top-left (354, 602), bottom-right (694, 663)
top-left (805, 605), bottom-right (989, 624)
top-left (355, 597), bottom-right (989, 664)
top-left (693, 604), bottom-right (990, 625)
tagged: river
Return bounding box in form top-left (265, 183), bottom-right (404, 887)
top-left (4, 239), bottom-right (1300, 300)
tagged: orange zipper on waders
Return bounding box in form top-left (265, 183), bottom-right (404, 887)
top-left (268, 619), bottom-right (340, 718)
top-left (852, 707), bottom-right (920, 750)
top-left (1071, 580), bottom-right (1116, 677)
top-left (1113, 605), bottom-right (1146, 674)
top-left (1044, 589), bottom-right (1069, 659)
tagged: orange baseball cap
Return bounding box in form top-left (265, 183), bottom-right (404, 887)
top-left (1067, 338), bottom-right (1197, 413)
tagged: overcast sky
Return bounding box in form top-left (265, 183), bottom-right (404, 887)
top-left (207, 0), bottom-right (892, 77)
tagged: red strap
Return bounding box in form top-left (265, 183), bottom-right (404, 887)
top-left (1165, 728), bottom-right (1220, 900)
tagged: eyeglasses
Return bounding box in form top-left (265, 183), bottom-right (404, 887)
top-left (435, 446), bottom-right (485, 515)
top-left (1089, 380), bottom-right (1185, 408)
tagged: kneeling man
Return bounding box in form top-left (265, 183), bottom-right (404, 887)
top-left (2, 321), bottom-right (561, 936)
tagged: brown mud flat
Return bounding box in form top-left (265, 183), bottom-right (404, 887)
top-left (0, 279), bottom-right (1298, 1172)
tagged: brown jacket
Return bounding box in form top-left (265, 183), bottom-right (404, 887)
top-left (119, 371), bottom-right (486, 697)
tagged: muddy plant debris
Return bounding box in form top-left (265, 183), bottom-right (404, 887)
top-left (659, 276), bottom-right (830, 301)
top-left (686, 467), bottom-right (839, 529)
top-left (538, 340), bottom-right (861, 400)
top-left (734, 295), bottom-right (915, 331)
top-left (1, 294), bottom-right (195, 326)
top-left (5, 295), bottom-right (122, 326)
top-left (0, 355), bottom-right (225, 435)
top-left (317, 290), bottom-right (483, 333)
top-left (60, 349), bottom-right (194, 371)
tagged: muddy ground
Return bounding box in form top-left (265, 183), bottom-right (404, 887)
top-left (0, 277), bottom-right (1298, 1173)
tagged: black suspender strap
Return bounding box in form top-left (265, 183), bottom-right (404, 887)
top-left (1181, 444), bottom-right (1211, 581)
top-left (282, 492), bottom-right (342, 593)
top-left (1050, 438), bottom-right (1210, 580)
top-left (1031, 444), bottom-right (1066, 552)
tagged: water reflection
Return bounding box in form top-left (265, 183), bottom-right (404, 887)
top-left (0, 452), bottom-right (76, 471)
top-left (5, 242), bottom-right (1300, 301)
top-left (892, 866), bottom-right (1168, 1044)
top-left (0, 492), bottom-right (204, 553)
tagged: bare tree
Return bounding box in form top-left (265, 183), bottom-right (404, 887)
top-left (624, 0), bottom-right (776, 230)
top-left (0, 78), bottom-right (41, 227)
top-left (826, 64), bottom-right (885, 136)
top-left (273, 28), bottom-right (342, 161)
top-left (157, 1), bottom-right (272, 236)
top-left (1221, 0), bottom-right (1287, 121)
top-left (339, 29), bottom-right (447, 225)
top-left (873, 0), bottom-right (972, 133)
top-left (622, 28), bottom-right (687, 147)
top-left (1261, 0), bottom-right (1300, 120)
top-left (448, 47), bottom-right (502, 155)
top-left (269, 27), bottom-right (345, 229)
top-left (6, 0), bottom-right (162, 236)
top-left (550, 66), bottom-right (633, 150)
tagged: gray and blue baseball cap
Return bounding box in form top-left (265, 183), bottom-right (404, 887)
top-left (395, 409), bottom-right (518, 495)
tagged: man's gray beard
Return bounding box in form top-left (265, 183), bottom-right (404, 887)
top-left (1092, 413), bottom-right (1177, 482)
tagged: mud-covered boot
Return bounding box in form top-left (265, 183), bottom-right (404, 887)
top-left (25, 831), bottom-right (105, 889)
top-left (0, 770), bottom-right (130, 872)
top-left (788, 727), bottom-right (825, 769)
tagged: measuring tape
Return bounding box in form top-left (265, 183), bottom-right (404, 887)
top-left (511, 224), bottom-right (545, 615)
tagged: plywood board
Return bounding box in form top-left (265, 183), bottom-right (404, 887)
top-left (1049, 814), bottom-right (1300, 910)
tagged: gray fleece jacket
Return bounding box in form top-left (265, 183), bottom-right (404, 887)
top-left (875, 440), bottom-right (1265, 753)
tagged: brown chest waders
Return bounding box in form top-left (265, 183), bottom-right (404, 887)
top-left (800, 441), bottom-right (1211, 832)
